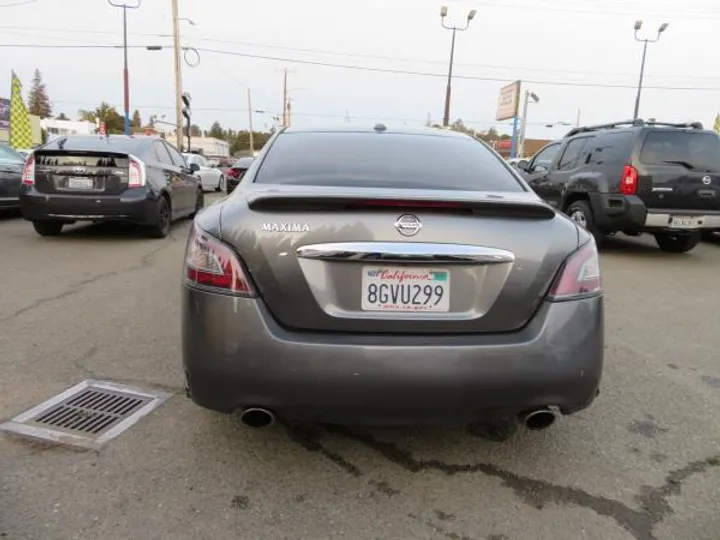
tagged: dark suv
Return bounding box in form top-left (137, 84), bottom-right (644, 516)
top-left (517, 119), bottom-right (720, 253)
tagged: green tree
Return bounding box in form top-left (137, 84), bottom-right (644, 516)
top-left (28, 69), bottom-right (52, 118)
top-left (131, 109), bottom-right (142, 128)
top-left (190, 124), bottom-right (202, 137)
top-left (55, 112), bottom-right (69, 120)
top-left (77, 102), bottom-right (125, 134)
top-left (208, 121), bottom-right (224, 139)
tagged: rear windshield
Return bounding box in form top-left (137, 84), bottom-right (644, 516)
top-left (42, 136), bottom-right (145, 155)
top-left (639, 131), bottom-right (720, 172)
top-left (255, 132), bottom-right (524, 192)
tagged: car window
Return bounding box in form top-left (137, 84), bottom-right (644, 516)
top-left (530, 143), bottom-right (560, 171)
top-left (153, 142), bottom-right (174, 166)
top-left (557, 137), bottom-right (591, 171)
top-left (639, 131), bottom-right (720, 172)
top-left (254, 132), bottom-right (525, 192)
top-left (587, 132), bottom-right (635, 166)
top-left (0, 144), bottom-right (25, 164)
top-left (164, 142), bottom-right (187, 168)
top-left (182, 153), bottom-right (196, 165)
top-left (196, 155), bottom-right (207, 167)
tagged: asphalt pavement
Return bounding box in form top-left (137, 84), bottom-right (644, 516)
top-left (1, 194), bottom-right (719, 540)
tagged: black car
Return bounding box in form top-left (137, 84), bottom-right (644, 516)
top-left (0, 143), bottom-right (25, 214)
top-left (517, 119), bottom-right (720, 253)
top-left (20, 135), bottom-right (204, 238)
top-left (225, 157), bottom-right (254, 194)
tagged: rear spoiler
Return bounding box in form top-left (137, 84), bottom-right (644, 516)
top-left (246, 192), bottom-right (557, 220)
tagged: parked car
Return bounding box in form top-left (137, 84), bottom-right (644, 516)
top-left (182, 125), bottom-right (603, 432)
top-left (0, 143), bottom-right (25, 213)
top-left (225, 157), bottom-right (254, 194)
top-left (517, 119), bottom-right (720, 253)
top-left (20, 135), bottom-right (204, 238)
top-left (182, 152), bottom-right (225, 192)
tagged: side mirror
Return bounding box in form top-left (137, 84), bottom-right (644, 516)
top-left (188, 163), bottom-right (200, 173)
top-left (534, 164), bottom-right (549, 173)
top-left (517, 159), bottom-right (529, 171)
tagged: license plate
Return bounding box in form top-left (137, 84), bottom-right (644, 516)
top-left (67, 177), bottom-right (94, 190)
top-left (361, 266), bottom-right (450, 312)
top-left (670, 216), bottom-right (701, 229)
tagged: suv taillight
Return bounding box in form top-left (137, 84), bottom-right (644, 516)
top-left (22, 155), bottom-right (35, 186)
top-left (548, 240), bottom-right (602, 300)
top-left (128, 155), bottom-right (146, 188)
top-left (620, 165), bottom-right (638, 195)
top-left (184, 224), bottom-right (254, 296)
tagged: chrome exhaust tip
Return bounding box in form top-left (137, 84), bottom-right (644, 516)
top-left (240, 407), bottom-right (275, 428)
top-left (520, 407), bottom-right (557, 431)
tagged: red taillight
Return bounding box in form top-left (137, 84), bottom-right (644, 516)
top-left (227, 168), bottom-right (243, 178)
top-left (128, 156), bottom-right (145, 188)
top-left (350, 199), bottom-right (463, 209)
top-left (184, 225), bottom-right (254, 295)
top-left (548, 240), bottom-right (602, 300)
top-left (620, 165), bottom-right (638, 195)
top-left (22, 155), bottom-right (35, 185)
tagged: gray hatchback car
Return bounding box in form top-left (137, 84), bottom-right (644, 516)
top-left (181, 125), bottom-right (604, 432)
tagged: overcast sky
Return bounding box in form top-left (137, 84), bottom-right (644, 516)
top-left (1, 0), bottom-right (719, 140)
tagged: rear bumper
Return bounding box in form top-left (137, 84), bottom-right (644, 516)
top-left (182, 288), bottom-right (604, 425)
top-left (226, 177), bottom-right (240, 193)
top-left (589, 193), bottom-right (720, 232)
top-left (19, 186), bottom-right (158, 224)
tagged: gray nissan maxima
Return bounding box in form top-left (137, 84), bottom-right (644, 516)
top-left (181, 125), bottom-right (604, 432)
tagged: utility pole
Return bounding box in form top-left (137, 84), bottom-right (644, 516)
top-left (576, 108), bottom-right (581, 128)
top-left (247, 88), bottom-right (255, 154)
top-left (282, 69), bottom-right (288, 127)
top-left (518, 89), bottom-right (539, 159)
top-left (171, 0), bottom-right (183, 149)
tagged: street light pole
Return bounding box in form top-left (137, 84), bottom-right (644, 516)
top-left (440, 5), bottom-right (476, 127)
top-left (518, 90), bottom-right (539, 158)
top-left (108, 0), bottom-right (141, 136)
top-left (632, 20), bottom-right (669, 120)
top-left (247, 89), bottom-right (255, 154)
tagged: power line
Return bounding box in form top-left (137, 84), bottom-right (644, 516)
top-left (2, 24), bottom-right (719, 81)
top-left (0, 0), bottom-right (38, 6)
top-left (4, 41), bottom-right (720, 91)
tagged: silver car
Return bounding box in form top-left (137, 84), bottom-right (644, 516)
top-left (182, 125), bottom-right (604, 432)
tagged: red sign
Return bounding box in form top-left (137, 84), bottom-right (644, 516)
top-left (98, 122), bottom-right (106, 135)
top-left (497, 140), bottom-right (512, 150)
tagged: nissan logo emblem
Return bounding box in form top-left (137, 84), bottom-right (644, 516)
top-left (702, 175), bottom-right (712, 185)
top-left (395, 214), bottom-right (422, 237)
top-left (72, 166), bottom-right (87, 174)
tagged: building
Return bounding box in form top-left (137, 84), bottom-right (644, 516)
top-left (492, 138), bottom-right (553, 159)
top-left (187, 137), bottom-right (230, 159)
top-left (40, 118), bottom-right (96, 140)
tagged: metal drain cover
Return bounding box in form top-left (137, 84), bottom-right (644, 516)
top-left (1, 379), bottom-right (171, 450)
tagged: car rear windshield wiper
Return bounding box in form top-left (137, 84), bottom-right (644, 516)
top-left (661, 160), bottom-right (697, 170)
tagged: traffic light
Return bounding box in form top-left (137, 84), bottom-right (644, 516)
top-left (181, 92), bottom-right (191, 121)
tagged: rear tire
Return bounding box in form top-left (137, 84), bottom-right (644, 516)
top-left (146, 197), bottom-right (171, 239)
top-left (188, 190), bottom-right (204, 219)
top-left (566, 200), bottom-right (605, 245)
top-left (215, 176), bottom-right (224, 192)
top-left (32, 220), bottom-right (64, 237)
top-left (654, 232), bottom-right (701, 253)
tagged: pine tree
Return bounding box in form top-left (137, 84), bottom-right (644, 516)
top-left (131, 109), bottom-right (142, 128)
top-left (28, 69), bottom-right (52, 118)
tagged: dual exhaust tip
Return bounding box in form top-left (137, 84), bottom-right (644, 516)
top-left (239, 406), bottom-right (557, 431)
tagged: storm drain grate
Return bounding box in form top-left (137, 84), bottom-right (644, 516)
top-left (0, 379), bottom-right (171, 450)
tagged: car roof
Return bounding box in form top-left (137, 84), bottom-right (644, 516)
top-left (233, 157), bottom-right (255, 167)
top-left (563, 119), bottom-right (709, 139)
top-left (281, 124), bottom-right (469, 139)
top-left (39, 134), bottom-right (162, 153)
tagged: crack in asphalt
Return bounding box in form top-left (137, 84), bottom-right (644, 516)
top-left (287, 424), bottom-right (719, 540)
top-left (0, 238), bottom-right (179, 323)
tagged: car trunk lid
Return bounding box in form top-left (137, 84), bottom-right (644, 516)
top-left (33, 151), bottom-right (132, 196)
top-left (221, 186), bottom-right (578, 335)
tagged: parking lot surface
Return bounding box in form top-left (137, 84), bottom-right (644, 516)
top-left (1, 195), bottom-right (719, 540)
